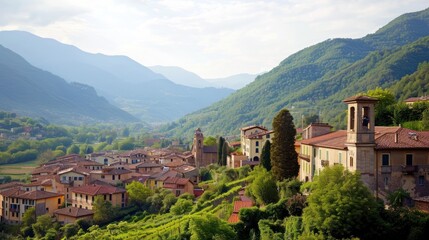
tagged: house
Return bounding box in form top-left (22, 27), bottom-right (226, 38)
top-left (90, 168), bottom-right (132, 185)
top-left (70, 184), bottom-right (126, 210)
top-left (163, 177), bottom-right (194, 196)
top-left (0, 188), bottom-right (64, 224)
top-left (240, 125), bottom-right (274, 161)
top-left (299, 95), bottom-right (429, 199)
top-left (146, 169), bottom-right (179, 190)
top-left (57, 167), bottom-right (91, 187)
top-left (404, 96), bottom-right (429, 106)
top-left (135, 162), bottom-right (163, 174)
top-left (227, 153), bottom-right (252, 169)
top-left (190, 128), bottom-right (218, 168)
top-left (54, 206), bottom-right (93, 224)
top-left (227, 200), bottom-right (253, 223)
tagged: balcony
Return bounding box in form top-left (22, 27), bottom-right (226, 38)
top-left (299, 154), bottom-right (310, 162)
top-left (401, 165), bottom-right (417, 174)
top-left (321, 160), bottom-right (329, 167)
top-left (381, 166), bottom-right (391, 174)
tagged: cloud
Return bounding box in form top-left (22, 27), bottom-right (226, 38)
top-left (0, 0), bottom-right (428, 77)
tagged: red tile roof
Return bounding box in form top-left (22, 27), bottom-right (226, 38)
top-left (0, 187), bottom-right (63, 200)
top-left (343, 95), bottom-right (378, 103)
top-left (71, 184), bottom-right (126, 196)
top-left (164, 177), bottom-right (191, 185)
top-left (300, 130), bottom-right (347, 150)
top-left (228, 200), bottom-right (253, 223)
top-left (240, 125), bottom-right (268, 131)
top-left (54, 206), bottom-right (94, 217)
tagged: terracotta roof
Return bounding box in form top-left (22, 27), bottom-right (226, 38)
top-left (228, 213), bottom-right (240, 223)
top-left (300, 130), bottom-right (348, 150)
top-left (164, 177), bottom-right (191, 185)
top-left (76, 160), bottom-right (104, 167)
top-left (72, 184), bottom-right (126, 196)
top-left (58, 166), bottom-right (90, 176)
top-left (0, 187), bottom-right (63, 200)
top-left (150, 169), bottom-right (179, 181)
top-left (240, 125), bottom-right (268, 131)
top-left (54, 207), bottom-right (94, 217)
top-left (247, 130), bottom-right (272, 139)
top-left (343, 95), bottom-right (378, 103)
top-left (123, 175), bottom-right (150, 184)
top-left (91, 168), bottom-right (131, 175)
top-left (375, 127), bottom-right (429, 149)
top-left (136, 162), bottom-right (163, 168)
top-left (89, 179), bottom-right (113, 186)
top-left (404, 96), bottom-right (429, 103)
top-left (228, 200), bottom-right (253, 223)
top-left (0, 181), bottom-right (23, 191)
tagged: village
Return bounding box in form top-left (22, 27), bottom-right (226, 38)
top-left (0, 95), bottom-right (429, 226)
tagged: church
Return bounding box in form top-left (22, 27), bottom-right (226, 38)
top-left (191, 128), bottom-right (218, 168)
top-left (299, 95), bottom-right (429, 199)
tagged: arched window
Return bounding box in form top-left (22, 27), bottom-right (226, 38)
top-left (350, 157), bottom-right (354, 167)
top-left (350, 107), bottom-right (355, 130)
top-left (362, 107), bottom-right (370, 128)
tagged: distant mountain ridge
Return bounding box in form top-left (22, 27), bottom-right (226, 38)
top-left (161, 7), bottom-right (429, 138)
top-left (149, 65), bottom-right (258, 90)
top-left (0, 45), bottom-right (137, 124)
top-left (0, 31), bottom-right (234, 123)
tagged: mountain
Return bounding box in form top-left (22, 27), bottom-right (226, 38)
top-left (206, 73), bottom-right (259, 90)
top-left (0, 45), bottom-right (137, 124)
top-left (149, 65), bottom-right (257, 90)
top-left (162, 8), bottom-right (429, 138)
top-left (149, 65), bottom-right (212, 88)
top-left (0, 31), bottom-right (234, 123)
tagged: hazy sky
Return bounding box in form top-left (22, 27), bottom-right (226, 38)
top-left (0, 0), bottom-right (427, 78)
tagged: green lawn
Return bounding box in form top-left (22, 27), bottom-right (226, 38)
top-left (0, 160), bottom-right (38, 181)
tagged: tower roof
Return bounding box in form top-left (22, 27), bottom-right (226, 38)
top-left (343, 95), bottom-right (378, 103)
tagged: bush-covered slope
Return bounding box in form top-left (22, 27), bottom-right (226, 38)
top-left (163, 8), bottom-right (429, 138)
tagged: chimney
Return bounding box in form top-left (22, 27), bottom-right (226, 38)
top-left (394, 132), bottom-right (398, 143)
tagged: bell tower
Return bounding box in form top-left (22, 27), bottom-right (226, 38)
top-left (343, 95), bottom-right (378, 192)
top-left (193, 128), bottom-right (204, 169)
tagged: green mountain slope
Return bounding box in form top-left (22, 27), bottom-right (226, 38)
top-left (390, 61), bottom-right (429, 100)
top-left (163, 8), bottom-right (429, 138)
top-left (0, 45), bottom-right (138, 124)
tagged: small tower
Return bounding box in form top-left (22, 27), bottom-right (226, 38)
top-left (193, 128), bottom-right (204, 169)
top-left (343, 95), bottom-right (378, 192)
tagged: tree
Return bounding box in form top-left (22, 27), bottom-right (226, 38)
top-left (67, 144), bottom-right (80, 154)
top-left (217, 136), bottom-right (225, 165)
top-left (260, 140), bottom-right (271, 171)
top-left (22, 207), bottom-right (36, 227)
top-left (32, 214), bottom-right (54, 238)
top-left (302, 165), bottom-right (384, 239)
top-left (93, 195), bottom-right (114, 224)
top-left (170, 198), bottom-right (193, 215)
top-left (271, 109), bottom-right (299, 181)
top-left (422, 109), bottom-right (429, 130)
top-left (221, 141), bottom-right (228, 166)
top-left (189, 213), bottom-right (236, 240)
top-left (366, 87), bottom-right (396, 126)
top-left (203, 136), bottom-right (217, 146)
top-left (125, 181), bottom-right (153, 207)
top-left (247, 167), bottom-right (279, 205)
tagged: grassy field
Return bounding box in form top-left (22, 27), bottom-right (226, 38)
top-left (0, 160), bottom-right (38, 181)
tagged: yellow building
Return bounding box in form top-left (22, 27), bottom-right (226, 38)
top-left (240, 126), bottom-right (274, 161)
top-left (0, 188), bottom-right (64, 224)
top-left (54, 206), bottom-right (93, 224)
top-left (71, 184), bottom-right (126, 210)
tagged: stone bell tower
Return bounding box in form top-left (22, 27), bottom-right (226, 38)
top-left (343, 95), bottom-right (378, 192)
top-left (192, 128), bottom-right (204, 169)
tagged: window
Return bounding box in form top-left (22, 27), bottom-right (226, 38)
top-left (118, 175), bottom-right (121, 180)
top-left (109, 194), bottom-right (112, 201)
top-left (382, 154), bottom-right (390, 166)
top-left (338, 153), bottom-right (342, 165)
top-left (266, 134), bottom-right (270, 139)
top-left (326, 151), bottom-right (329, 160)
top-left (86, 195), bottom-right (88, 202)
top-left (101, 175), bottom-right (105, 179)
top-left (419, 176), bottom-right (425, 186)
top-left (406, 154), bottom-right (413, 166)
top-left (58, 198), bottom-right (61, 204)
top-left (350, 157), bottom-right (354, 167)
top-left (78, 177), bottom-right (83, 181)
top-left (362, 107), bottom-right (370, 128)
top-left (255, 148), bottom-right (259, 153)
top-left (255, 141), bottom-right (259, 147)
top-left (350, 107), bottom-right (355, 130)
top-left (74, 177), bottom-right (78, 181)
top-left (112, 175), bottom-right (115, 180)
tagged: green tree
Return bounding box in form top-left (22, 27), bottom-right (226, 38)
top-left (93, 195), bottom-right (113, 224)
top-left (67, 144), bottom-right (80, 154)
top-left (260, 140), bottom-right (271, 171)
top-left (221, 141), bottom-right (228, 166)
top-left (22, 207), bottom-right (36, 227)
top-left (217, 136), bottom-right (225, 165)
top-left (125, 181), bottom-right (153, 207)
top-left (422, 109), bottom-right (429, 130)
top-left (248, 167), bottom-right (279, 205)
top-left (118, 138), bottom-right (135, 150)
top-left (366, 87), bottom-right (396, 126)
top-left (189, 213), bottom-right (236, 240)
top-left (204, 136), bottom-right (217, 146)
top-left (170, 198), bottom-right (193, 215)
top-left (271, 109), bottom-right (299, 181)
top-left (302, 165), bottom-right (384, 239)
top-left (32, 214), bottom-right (54, 238)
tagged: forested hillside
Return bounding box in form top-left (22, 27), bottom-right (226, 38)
top-left (162, 8), bottom-right (429, 138)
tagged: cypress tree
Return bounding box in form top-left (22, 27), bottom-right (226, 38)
top-left (271, 109), bottom-right (299, 181)
top-left (217, 136), bottom-right (225, 165)
top-left (260, 140), bottom-right (271, 171)
top-left (221, 141), bottom-right (228, 166)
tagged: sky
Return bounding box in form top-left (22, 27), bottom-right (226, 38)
top-left (0, 0), bottom-right (428, 78)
